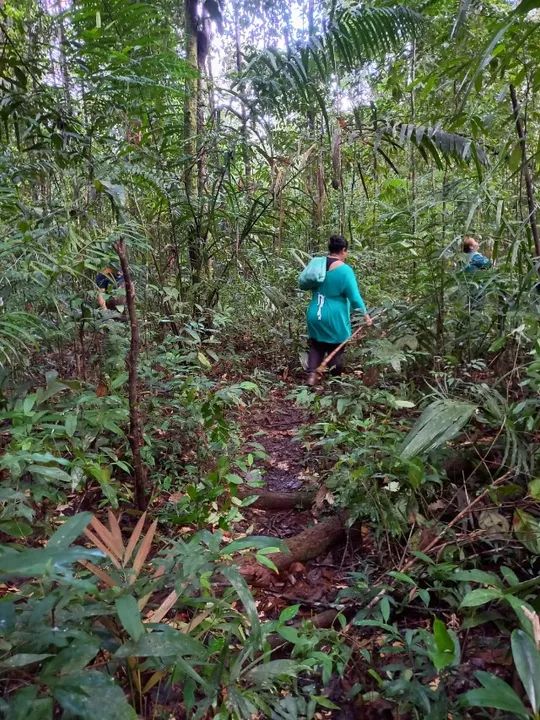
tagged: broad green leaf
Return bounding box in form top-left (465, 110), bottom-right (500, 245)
top-left (452, 569), bottom-right (503, 587)
top-left (312, 695), bottom-right (340, 710)
top-left (509, 142), bottom-right (522, 173)
top-left (460, 588), bottom-right (502, 607)
top-left (197, 351), bottom-right (212, 368)
top-left (65, 414), bottom-right (77, 437)
top-left (223, 536), bottom-right (288, 555)
top-left (501, 566), bottom-right (520, 587)
top-left (462, 671), bottom-right (529, 718)
top-left (400, 398), bottom-right (476, 460)
top-left (238, 381), bottom-right (260, 394)
top-left (380, 595), bottom-right (391, 623)
top-left (28, 465), bottom-right (72, 483)
top-left (431, 618), bottom-right (460, 671)
top-left (94, 179), bottom-right (127, 208)
top-left (505, 594), bottom-right (537, 637)
top-left (47, 512), bottom-right (93, 549)
top-left (388, 570), bottom-right (417, 585)
top-left (115, 631), bottom-right (204, 658)
top-left (511, 629), bottom-right (540, 714)
top-left (353, 619), bottom-right (400, 635)
top-left (279, 604), bottom-right (300, 623)
top-left (394, 399), bottom-right (416, 409)
top-left (278, 626), bottom-right (301, 643)
top-left (0, 545), bottom-right (99, 577)
top-left (515, 0), bottom-right (540, 14)
top-left (115, 595), bottom-right (145, 642)
top-left (528, 478), bottom-right (540, 500)
top-left (0, 653), bottom-right (53, 669)
top-left (41, 640), bottom-right (100, 678)
top-left (246, 659), bottom-right (299, 687)
top-left (0, 519), bottom-right (33, 538)
top-left (169, 655), bottom-right (208, 689)
top-left (407, 457), bottom-right (424, 489)
top-left (514, 509), bottom-right (540, 554)
top-left (255, 552), bottom-right (279, 573)
top-left (221, 566), bottom-right (261, 643)
top-left (54, 670), bottom-right (137, 720)
top-left (1, 685), bottom-right (53, 720)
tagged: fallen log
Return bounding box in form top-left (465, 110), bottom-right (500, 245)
top-left (240, 513), bottom-right (347, 586)
top-left (237, 486), bottom-right (315, 510)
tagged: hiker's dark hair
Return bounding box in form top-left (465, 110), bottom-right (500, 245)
top-left (463, 236), bottom-right (476, 253)
top-left (328, 234), bottom-right (348, 253)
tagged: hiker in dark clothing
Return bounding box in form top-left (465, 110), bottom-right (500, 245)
top-left (300, 235), bottom-right (372, 385)
top-left (96, 266), bottom-right (126, 311)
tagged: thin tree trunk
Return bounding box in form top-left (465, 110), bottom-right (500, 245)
top-left (409, 40), bottom-right (417, 237)
top-left (306, 0), bottom-right (319, 252)
top-left (115, 239), bottom-right (148, 511)
top-left (184, 0), bottom-right (202, 284)
top-left (509, 83), bottom-right (540, 263)
top-left (234, 4), bottom-right (251, 184)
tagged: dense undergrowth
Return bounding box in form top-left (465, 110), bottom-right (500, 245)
top-left (1, 286), bottom-right (539, 718)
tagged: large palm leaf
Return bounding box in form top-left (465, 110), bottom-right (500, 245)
top-left (244, 5), bottom-right (424, 110)
top-left (0, 311), bottom-right (41, 367)
top-left (381, 123), bottom-right (488, 169)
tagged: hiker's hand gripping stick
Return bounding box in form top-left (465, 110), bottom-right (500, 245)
top-left (313, 309), bottom-right (385, 383)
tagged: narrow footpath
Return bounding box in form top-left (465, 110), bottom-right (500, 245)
top-left (233, 385), bottom-right (369, 623)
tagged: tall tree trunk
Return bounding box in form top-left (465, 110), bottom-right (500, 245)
top-left (409, 40), bottom-right (417, 238)
top-left (115, 239), bottom-right (148, 511)
top-left (509, 84), bottom-right (540, 264)
top-left (306, 0), bottom-right (320, 252)
top-left (184, 0), bottom-right (202, 284)
top-left (234, 4), bottom-right (251, 185)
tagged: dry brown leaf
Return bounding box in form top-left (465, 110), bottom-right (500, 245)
top-left (523, 606), bottom-right (540, 649)
top-left (107, 510), bottom-right (124, 555)
top-left (79, 559), bottom-right (117, 588)
top-left (314, 484), bottom-right (327, 509)
top-left (142, 671), bottom-right (167, 695)
top-left (186, 611), bottom-right (210, 632)
top-left (96, 382), bottom-right (108, 398)
top-left (168, 491), bottom-right (184, 504)
top-left (124, 511), bottom-right (147, 565)
top-left (131, 520), bottom-right (157, 582)
top-left (84, 528), bottom-right (122, 569)
top-left (89, 516), bottom-right (123, 560)
top-left (146, 589), bottom-right (178, 624)
top-left (153, 565), bottom-right (166, 578)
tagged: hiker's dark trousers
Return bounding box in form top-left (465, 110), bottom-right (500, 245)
top-left (307, 339), bottom-right (345, 375)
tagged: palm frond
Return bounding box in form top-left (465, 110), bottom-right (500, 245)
top-left (380, 123), bottom-right (488, 169)
top-left (0, 311), bottom-right (41, 367)
top-left (400, 398), bottom-right (477, 460)
top-left (244, 6), bottom-right (424, 105)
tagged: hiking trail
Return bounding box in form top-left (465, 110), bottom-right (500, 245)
top-left (233, 385), bottom-right (369, 621)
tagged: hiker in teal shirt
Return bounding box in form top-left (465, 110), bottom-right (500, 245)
top-left (300, 235), bottom-right (372, 384)
top-left (463, 236), bottom-right (491, 272)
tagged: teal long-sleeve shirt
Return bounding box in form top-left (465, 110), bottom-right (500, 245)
top-left (301, 263), bottom-right (367, 344)
top-left (464, 251), bottom-right (491, 273)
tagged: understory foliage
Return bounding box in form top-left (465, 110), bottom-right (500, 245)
top-left (1, 0), bottom-right (540, 717)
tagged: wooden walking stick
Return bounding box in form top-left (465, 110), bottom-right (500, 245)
top-left (308, 310), bottom-right (384, 386)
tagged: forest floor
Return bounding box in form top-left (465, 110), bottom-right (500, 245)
top-left (233, 385), bottom-right (364, 614)
top-left (225, 380), bottom-right (513, 718)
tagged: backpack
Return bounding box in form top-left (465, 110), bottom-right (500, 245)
top-left (298, 256), bottom-right (327, 290)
